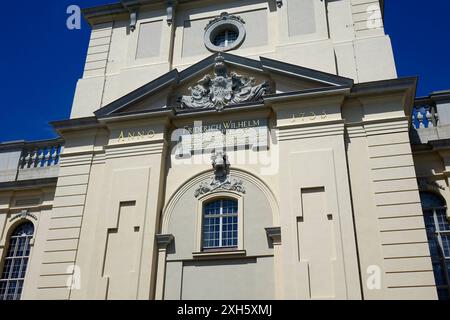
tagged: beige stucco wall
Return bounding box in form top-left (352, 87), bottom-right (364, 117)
top-left (345, 95), bottom-right (438, 300)
top-left (164, 172), bottom-right (275, 260)
top-left (272, 94), bottom-right (362, 299)
top-left (0, 187), bottom-right (56, 300)
top-left (169, 256), bottom-right (275, 300)
top-left (162, 170), bottom-right (277, 299)
top-left (71, 0), bottom-right (396, 118)
top-left (14, 74), bottom-right (436, 300)
top-left (5, 0), bottom-right (441, 301)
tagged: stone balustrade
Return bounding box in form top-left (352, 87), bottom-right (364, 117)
top-left (411, 91), bottom-right (450, 145)
top-left (0, 138), bottom-right (64, 184)
top-left (412, 103), bottom-right (439, 129)
top-left (19, 142), bottom-right (62, 170)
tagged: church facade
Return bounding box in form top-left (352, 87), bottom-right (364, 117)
top-left (0, 0), bottom-right (449, 300)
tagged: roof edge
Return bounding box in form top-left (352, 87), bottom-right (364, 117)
top-left (94, 53), bottom-right (356, 118)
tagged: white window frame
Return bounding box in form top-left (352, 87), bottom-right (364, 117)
top-left (0, 221), bottom-right (35, 301)
top-left (204, 18), bottom-right (246, 53)
top-left (194, 191), bottom-right (244, 257)
top-left (202, 198), bottom-right (238, 250)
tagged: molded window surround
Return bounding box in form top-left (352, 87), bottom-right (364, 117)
top-left (0, 221), bottom-right (35, 300)
top-left (420, 192), bottom-right (450, 300)
top-left (204, 18), bottom-right (246, 53)
top-left (193, 191), bottom-right (245, 258)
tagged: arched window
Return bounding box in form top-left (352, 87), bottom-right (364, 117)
top-left (420, 192), bottom-right (450, 300)
top-left (0, 222), bottom-right (34, 300)
top-left (203, 199), bottom-right (238, 250)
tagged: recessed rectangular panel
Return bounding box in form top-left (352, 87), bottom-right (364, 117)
top-left (181, 258), bottom-right (274, 299)
top-left (238, 9), bottom-right (268, 49)
top-left (136, 20), bottom-right (163, 59)
top-left (297, 187), bottom-right (336, 299)
top-left (182, 18), bottom-right (210, 57)
top-left (103, 202), bottom-right (139, 300)
top-left (287, 0), bottom-right (316, 37)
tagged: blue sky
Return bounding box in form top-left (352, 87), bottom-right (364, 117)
top-left (0, 1), bottom-right (449, 142)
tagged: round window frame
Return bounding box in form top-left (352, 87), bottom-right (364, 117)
top-left (204, 19), bottom-right (246, 52)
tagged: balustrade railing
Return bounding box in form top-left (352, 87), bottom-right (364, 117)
top-left (412, 103), bottom-right (439, 129)
top-left (18, 140), bottom-right (63, 170)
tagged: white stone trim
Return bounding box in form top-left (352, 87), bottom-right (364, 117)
top-left (161, 168), bottom-right (280, 233)
top-left (194, 191), bottom-right (244, 253)
top-left (204, 16), bottom-right (246, 52)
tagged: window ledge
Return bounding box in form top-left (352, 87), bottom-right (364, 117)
top-left (192, 250), bottom-right (246, 259)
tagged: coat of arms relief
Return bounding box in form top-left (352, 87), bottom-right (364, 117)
top-left (179, 54), bottom-right (270, 111)
top-left (194, 151), bottom-right (246, 198)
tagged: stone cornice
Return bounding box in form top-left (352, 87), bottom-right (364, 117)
top-left (50, 117), bottom-right (103, 135)
top-left (352, 77), bottom-right (417, 121)
top-left (156, 234), bottom-right (174, 249)
top-left (0, 138), bottom-right (64, 152)
top-left (83, 0), bottom-right (385, 23)
top-left (44, 60), bottom-right (418, 145)
top-left (430, 90), bottom-right (450, 102)
top-left (264, 86), bottom-right (350, 105)
top-left (265, 227), bottom-right (281, 245)
top-left (0, 178), bottom-right (58, 192)
top-left (351, 77), bottom-right (417, 97)
top-left (98, 109), bottom-right (174, 124)
top-left (104, 141), bottom-right (167, 160)
top-left (276, 121), bottom-right (345, 141)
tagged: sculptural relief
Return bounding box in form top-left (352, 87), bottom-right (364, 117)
top-left (194, 151), bottom-right (246, 197)
top-left (179, 54), bottom-right (270, 112)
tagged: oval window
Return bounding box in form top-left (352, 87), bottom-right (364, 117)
top-left (204, 13), bottom-right (246, 52)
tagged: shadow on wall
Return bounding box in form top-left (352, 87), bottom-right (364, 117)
top-left (183, 257), bottom-right (257, 268)
top-left (167, 238), bottom-right (177, 255)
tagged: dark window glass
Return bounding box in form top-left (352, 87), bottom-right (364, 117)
top-left (212, 29), bottom-right (239, 48)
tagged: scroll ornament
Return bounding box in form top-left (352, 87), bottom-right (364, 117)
top-left (194, 176), bottom-right (245, 198)
top-left (194, 151), bottom-right (246, 197)
top-left (180, 54), bottom-right (270, 111)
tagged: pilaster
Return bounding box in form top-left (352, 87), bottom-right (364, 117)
top-left (155, 234), bottom-right (174, 300)
top-left (272, 94), bottom-right (362, 300)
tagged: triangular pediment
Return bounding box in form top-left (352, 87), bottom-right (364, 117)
top-left (94, 53), bottom-right (354, 118)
